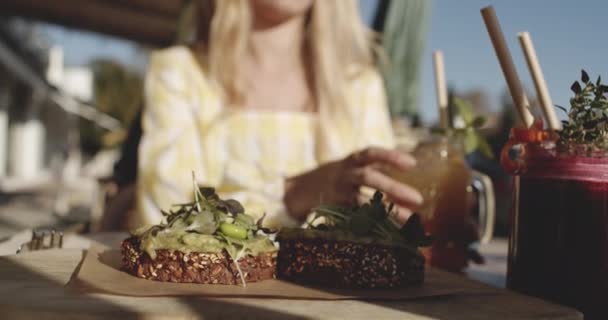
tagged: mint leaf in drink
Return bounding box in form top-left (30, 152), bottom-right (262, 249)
top-left (476, 135), bottom-right (495, 159)
top-left (433, 97), bottom-right (495, 159)
top-left (472, 116), bottom-right (487, 128)
top-left (454, 98), bottom-right (475, 124)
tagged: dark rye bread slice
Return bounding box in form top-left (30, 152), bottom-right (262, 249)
top-left (121, 236), bottom-right (277, 284)
top-left (277, 236), bottom-right (425, 288)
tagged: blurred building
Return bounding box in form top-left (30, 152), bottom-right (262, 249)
top-left (1, 20), bottom-right (125, 179)
top-left (0, 18), bottom-right (58, 188)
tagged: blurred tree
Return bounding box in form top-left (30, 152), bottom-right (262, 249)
top-left (80, 59), bottom-right (142, 155)
top-left (374, 0), bottom-right (431, 120)
top-left (176, 0), bottom-right (197, 45)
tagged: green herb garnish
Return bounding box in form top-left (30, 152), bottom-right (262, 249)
top-left (305, 191), bottom-right (432, 248)
top-left (558, 70), bottom-right (608, 154)
top-left (432, 98), bottom-right (494, 159)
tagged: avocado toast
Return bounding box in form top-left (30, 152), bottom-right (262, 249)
top-left (277, 191), bottom-right (431, 288)
top-left (122, 181), bottom-right (276, 286)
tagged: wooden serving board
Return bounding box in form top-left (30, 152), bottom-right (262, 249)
top-left (0, 248), bottom-right (583, 319)
top-left (73, 245), bottom-right (473, 300)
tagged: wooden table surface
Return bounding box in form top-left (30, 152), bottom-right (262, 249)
top-left (0, 232), bottom-right (583, 320)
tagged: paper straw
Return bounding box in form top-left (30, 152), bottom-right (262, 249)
top-left (481, 6), bottom-right (534, 128)
top-left (518, 31), bottom-right (561, 130)
top-left (433, 51), bottom-right (450, 129)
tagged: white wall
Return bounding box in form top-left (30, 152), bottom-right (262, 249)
top-left (0, 100), bottom-right (7, 177)
top-left (8, 119), bottom-right (44, 179)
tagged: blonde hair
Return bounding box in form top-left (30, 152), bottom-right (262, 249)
top-left (196, 0), bottom-right (379, 159)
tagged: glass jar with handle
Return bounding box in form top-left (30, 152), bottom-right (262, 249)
top-left (389, 134), bottom-right (495, 272)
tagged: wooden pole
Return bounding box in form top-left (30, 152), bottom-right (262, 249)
top-left (0, 0), bottom-right (177, 47)
top-left (105, 0), bottom-right (184, 18)
top-left (433, 50), bottom-right (450, 129)
top-left (518, 32), bottom-right (561, 130)
top-left (481, 6), bottom-right (534, 128)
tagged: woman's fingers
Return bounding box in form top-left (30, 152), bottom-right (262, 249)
top-left (392, 205), bottom-right (413, 225)
top-left (347, 147), bottom-right (416, 171)
top-left (348, 166), bottom-right (423, 209)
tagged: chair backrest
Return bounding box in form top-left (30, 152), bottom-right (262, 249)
top-left (112, 106), bottom-right (143, 188)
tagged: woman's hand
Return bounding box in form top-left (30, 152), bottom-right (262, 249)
top-left (284, 147), bottom-right (423, 222)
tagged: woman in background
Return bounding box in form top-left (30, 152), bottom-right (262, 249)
top-left (133, 0), bottom-right (422, 229)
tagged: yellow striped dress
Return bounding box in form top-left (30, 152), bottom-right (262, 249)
top-left (134, 46), bottom-right (395, 229)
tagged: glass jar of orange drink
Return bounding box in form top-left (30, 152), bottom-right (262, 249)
top-left (389, 134), bottom-right (495, 272)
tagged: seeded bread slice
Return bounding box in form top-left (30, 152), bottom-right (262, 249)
top-left (121, 236), bottom-right (277, 284)
top-left (277, 236), bottom-right (425, 288)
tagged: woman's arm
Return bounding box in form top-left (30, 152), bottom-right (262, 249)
top-left (284, 69), bottom-right (421, 222)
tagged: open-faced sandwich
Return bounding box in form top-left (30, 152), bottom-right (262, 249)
top-left (277, 191), bottom-right (431, 289)
top-left (122, 181), bottom-right (277, 286)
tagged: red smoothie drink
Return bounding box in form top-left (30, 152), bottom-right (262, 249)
top-left (507, 146), bottom-right (608, 319)
top-left (502, 71), bottom-right (608, 319)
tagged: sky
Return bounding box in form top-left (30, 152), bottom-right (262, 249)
top-left (40, 0), bottom-right (608, 124)
top-left (40, 25), bottom-right (147, 71)
top-left (418, 0), bottom-right (607, 123)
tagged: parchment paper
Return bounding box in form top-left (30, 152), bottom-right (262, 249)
top-left (71, 245), bottom-right (487, 300)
